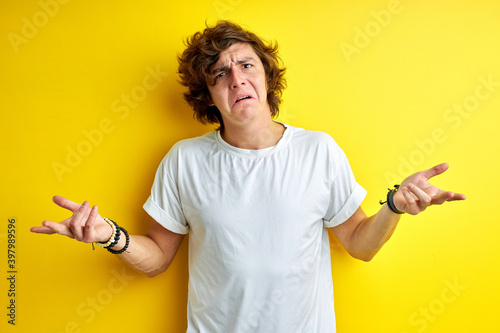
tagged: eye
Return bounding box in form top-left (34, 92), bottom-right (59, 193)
top-left (242, 64), bottom-right (252, 69)
top-left (215, 72), bottom-right (226, 79)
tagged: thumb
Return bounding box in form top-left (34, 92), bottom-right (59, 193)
top-left (52, 195), bottom-right (81, 212)
top-left (421, 163), bottom-right (449, 180)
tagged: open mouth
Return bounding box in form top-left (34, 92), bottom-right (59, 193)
top-left (234, 96), bottom-right (251, 104)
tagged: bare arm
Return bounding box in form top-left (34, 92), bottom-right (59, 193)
top-left (111, 218), bottom-right (185, 277)
top-left (332, 163), bottom-right (466, 262)
top-left (31, 196), bottom-right (184, 277)
top-left (331, 205), bottom-right (400, 262)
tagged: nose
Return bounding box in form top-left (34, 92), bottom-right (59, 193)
top-left (230, 66), bottom-right (245, 89)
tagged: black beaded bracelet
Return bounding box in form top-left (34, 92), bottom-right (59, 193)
top-left (380, 185), bottom-right (405, 214)
top-left (107, 225), bottom-right (121, 248)
top-left (107, 227), bottom-right (130, 254)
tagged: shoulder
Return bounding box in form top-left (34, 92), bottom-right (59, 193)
top-left (284, 125), bottom-right (349, 171)
top-left (169, 131), bottom-right (218, 153)
top-left (158, 131), bottom-right (218, 169)
top-left (287, 124), bottom-right (340, 150)
top-left (171, 131), bottom-right (216, 150)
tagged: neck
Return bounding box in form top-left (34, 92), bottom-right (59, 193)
top-left (220, 118), bottom-right (286, 150)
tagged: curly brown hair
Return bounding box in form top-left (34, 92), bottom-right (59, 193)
top-left (177, 21), bottom-right (287, 126)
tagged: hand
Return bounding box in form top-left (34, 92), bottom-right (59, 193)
top-left (392, 163), bottom-right (466, 215)
top-left (31, 196), bottom-right (113, 243)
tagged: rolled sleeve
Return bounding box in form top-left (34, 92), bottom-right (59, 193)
top-left (323, 183), bottom-right (366, 228)
top-left (322, 135), bottom-right (367, 228)
top-left (143, 196), bottom-right (189, 234)
top-left (143, 144), bottom-right (190, 235)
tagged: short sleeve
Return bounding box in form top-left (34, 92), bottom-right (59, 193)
top-left (143, 145), bottom-right (190, 234)
top-left (323, 138), bottom-right (367, 228)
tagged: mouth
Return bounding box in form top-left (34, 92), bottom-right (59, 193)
top-left (233, 95), bottom-right (252, 105)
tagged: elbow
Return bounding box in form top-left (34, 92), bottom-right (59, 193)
top-left (357, 255), bottom-right (374, 262)
top-left (131, 253), bottom-right (172, 278)
top-left (144, 262), bottom-right (170, 278)
top-left (348, 250), bottom-right (376, 262)
top-left (353, 254), bottom-right (374, 262)
top-left (128, 261), bottom-right (168, 278)
top-left (345, 241), bottom-right (382, 262)
top-left (144, 267), bottom-right (166, 278)
top-left (145, 270), bottom-right (160, 278)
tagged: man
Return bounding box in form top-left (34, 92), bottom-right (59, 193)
top-left (31, 21), bottom-right (465, 332)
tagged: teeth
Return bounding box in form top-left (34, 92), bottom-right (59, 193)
top-left (237, 96), bottom-right (249, 102)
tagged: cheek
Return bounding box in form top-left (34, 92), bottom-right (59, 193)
top-left (260, 73), bottom-right (269, 91)
top-left (207, 87), bottom-right (228, 107)
top-left (261, 78), bottom-right (269, 94)
top-left (207, 87), bottom-right (218, 105)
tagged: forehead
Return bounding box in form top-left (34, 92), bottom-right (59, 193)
top-left (211, 43), bottom-right (261, 69)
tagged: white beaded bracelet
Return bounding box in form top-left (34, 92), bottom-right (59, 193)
top-left (96, 217), bottom-right (118, 248)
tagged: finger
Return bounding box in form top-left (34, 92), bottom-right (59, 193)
top-left (86, 205), bottom-right (98, 229)
top-left (421, 163), bottom-right (449, 180)
top-left (82, 205), bottom-right (99, 243)
top-left (401, 187), bottom-right (420, 215)
top-left (69, 201), bottom-right (89, 240)
top-left (38, 220), bottom-right (75, 238)
top-left (431, 191), bottom-right (463, 205)
top-left (433, 191), bottom-right (453, 204)
top-left (30, 226), bottom-right (57, 235)
top-left (407, 183), bottom-right (432, 209)
top-left (52, 195), bottom-right (81, 213)
top-left (447, 192), bottom-right (466, 201)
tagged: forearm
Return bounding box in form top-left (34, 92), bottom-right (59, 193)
top-left (32, 196), bottom-right (185, 276)
top-left (347, 204), bottom-right (401, 261)
top-left (109, 234), bottom-right (172, 278)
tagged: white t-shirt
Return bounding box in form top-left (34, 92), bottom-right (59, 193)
top-left (143, 123), bottom-right (366, 332)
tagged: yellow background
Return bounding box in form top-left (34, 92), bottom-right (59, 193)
top-left (1, 0), bottom-right (499, 332)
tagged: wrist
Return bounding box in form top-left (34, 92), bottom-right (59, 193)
top-left (107, 227), bottom-right (130, 254)
top-left (96, 218), bottom-right (120, 248)
top-left (380, 185), bottom-right (405, 214)
top-left (98, 220), bottom-right (114, 243)
top-left (94, 218), bottom-right (130, 254)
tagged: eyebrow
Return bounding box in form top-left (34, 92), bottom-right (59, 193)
top-left (211, 57), bottom-right (256, 75)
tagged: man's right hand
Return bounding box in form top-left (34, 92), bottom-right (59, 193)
top-left (31, 195), bottom-right (113, 244)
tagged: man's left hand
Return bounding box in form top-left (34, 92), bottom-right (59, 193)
top-left (393, 163), bottom-right (466, 215)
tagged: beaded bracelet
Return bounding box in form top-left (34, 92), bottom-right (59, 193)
top-left (107, 227), bottom-right (130, 254)
top-left (96, 217), bottom-right (120, 248)
top-left (380, 185), bottom-right (405, 214)
top-left (107, 226), bottom-right (121, 248)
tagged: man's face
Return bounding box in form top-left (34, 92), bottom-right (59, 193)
top-left (207, 43), bottom-right (270, 128)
